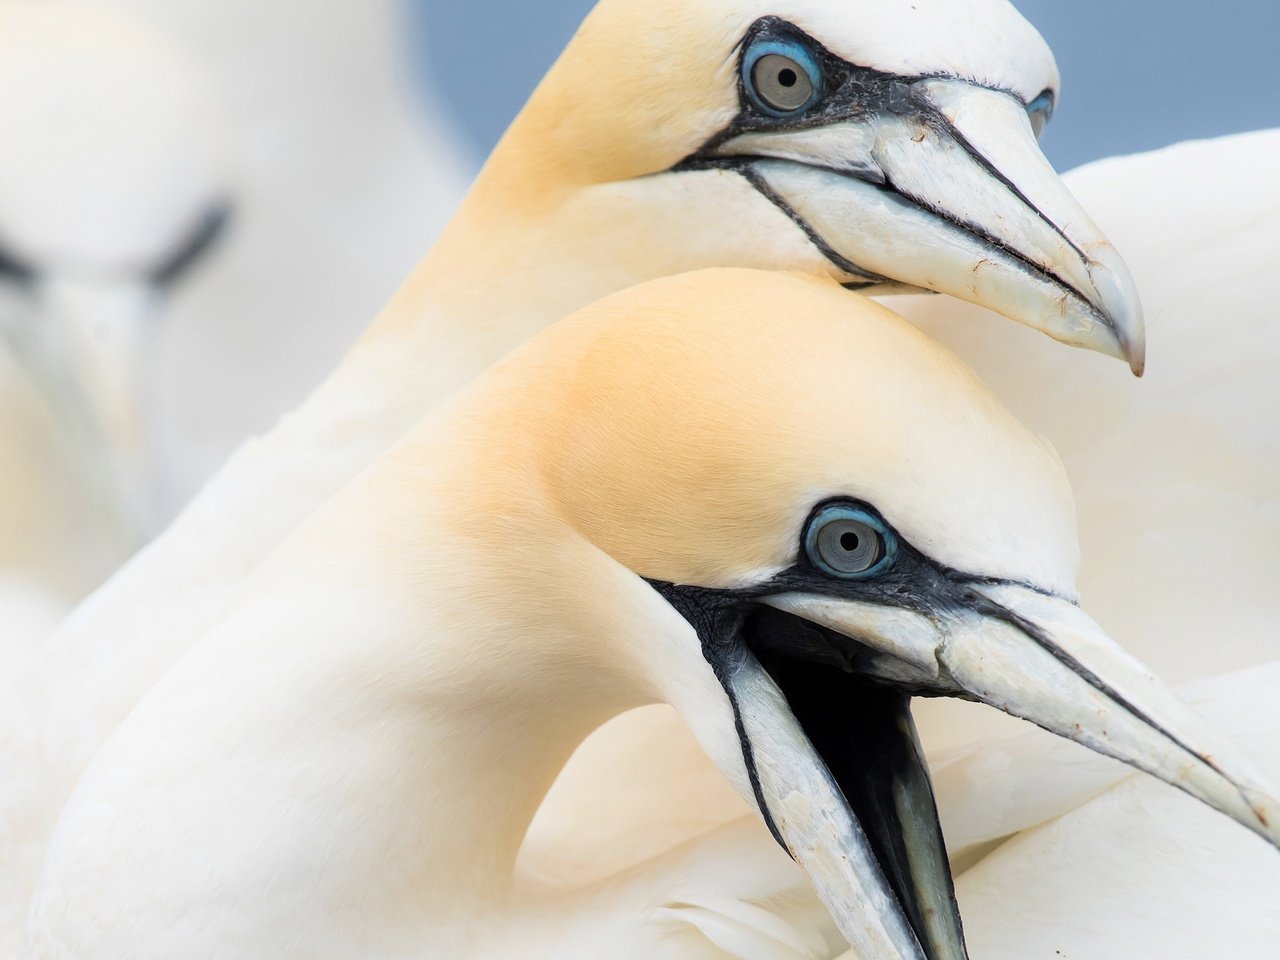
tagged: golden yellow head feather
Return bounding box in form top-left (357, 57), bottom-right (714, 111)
top-left (457, 269), bottom-right (1077, 595)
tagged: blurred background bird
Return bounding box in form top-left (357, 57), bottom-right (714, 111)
top-left (0, 1), bottom-right (227, 598)
top-left (0, 0), bottom-right (468, 607)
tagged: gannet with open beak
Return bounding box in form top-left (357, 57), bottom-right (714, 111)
top-left (9, 0), bottom-right (1145, 938)
top-left (0, 1), bottom-right (228, 583)
top-left (29, 271), bottom-right (1274, 960)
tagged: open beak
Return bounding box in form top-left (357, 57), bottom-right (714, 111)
top-left (709, 583), bottom-right (1280, 960)
top-left (695, 78), bottom-right (1145, 374)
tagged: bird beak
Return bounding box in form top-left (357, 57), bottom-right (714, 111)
top-left (710, 583), bottom-right (1280, 960)
top-left (9, 276), bottom-right (163, 547)
top-left (697, 78), bottom-right (1145, 374)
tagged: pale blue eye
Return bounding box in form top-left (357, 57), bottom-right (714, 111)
top-left (1027, 90), bottom-right (1056, 139)
top-left (804, 504), bottom-right (898, 579)
top-left (743, 39), bottom-right (823, 117)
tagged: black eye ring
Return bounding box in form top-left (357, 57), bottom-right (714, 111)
top-left (742, 37), bottom-right (824, 117)
top-left (803, 503), bottom-right (898, 579)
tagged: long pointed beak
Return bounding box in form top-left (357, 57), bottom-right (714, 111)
top-left (732, 585), bottom-right (1280, 959)
top-left (703, 79), bottom-right (1145, 373)
top-left (943, 584), bottom-right (1280, 842)
top-left (767, 585), bottom-right (1280, 848)
top-left (721, 649), bottom-right (943, 960)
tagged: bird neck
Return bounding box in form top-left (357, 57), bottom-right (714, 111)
top-left (354, 157), bottom-right (794, 413)
top-left (260, 473), bottom-right (657, 919)
top-left (46, 431), bottom-right (702, 956)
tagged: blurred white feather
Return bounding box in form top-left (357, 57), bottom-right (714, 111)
top-left (100, 0), bottom-right (472, 500)
top-left (0, 0), bottom-right (471, 601)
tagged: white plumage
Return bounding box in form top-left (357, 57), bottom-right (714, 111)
top-left (29, 271), bottom-right (1268, 959)
top-left (6, 1), bottom-right (1277, 955)
top-left (0, 1), bottom-right (226, 594)
top-left (9, 5), bottom-right (1135, 941)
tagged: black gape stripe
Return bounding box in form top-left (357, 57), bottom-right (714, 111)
top-left (649, 580), bottom-right (789, 851)
top-left (149, 202), bottom-right (232, 288)
top-left (0, 240), bottom-right (37, 286)
top-left (669, 16), bottom-right (1087, 308)
top-left (935, 113), bottom-right (1090, 263)
top-left (736, 165), bottom-right (891, 285)
top-left (968, 593), bottom-right (1218, 775)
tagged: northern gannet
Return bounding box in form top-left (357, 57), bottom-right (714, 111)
top-left (97, 0), bottom-right (471, 495)
top-left (27, 271), bottom-right (1274, 960)
top-left (0, 1), bottom-right (227, 592)
top-left (15, 0), bottom-right (1146, 891)
top-left (524, 129), bottom-right (1280, 921)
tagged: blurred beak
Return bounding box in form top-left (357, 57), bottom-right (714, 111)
top-left (695, 79), bottom-right (1145, 373)
top-left (710, 584), bottom-right (1280, 960)
top-left (14, 276), bottom-right (162, 547)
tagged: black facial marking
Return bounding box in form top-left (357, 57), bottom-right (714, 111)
top-left (644, 499), bottom-right (1063, 849)
top-left (677, 17), bottom-right (1005, 162)
top-left (669, 17), bottom-right (1087, 309)
top-left (650, 581), bottom-right (789, 851)
top-left (149, 203), bottom-right (232, 289)
top-left (0, 239), bottom-right (37, 287)
top-left (719, 18), bottom-right (949, 146)
top-left (735, 165), bottom-right (891, 285)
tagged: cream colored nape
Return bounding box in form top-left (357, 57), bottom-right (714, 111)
top-left (28, 269), bottom-right (1076, 960)
top-left (532, 273), bottom-right (1076, 595)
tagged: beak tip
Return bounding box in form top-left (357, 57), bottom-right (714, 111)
top-left (1085, 247), bottom-right (1146, 377)
top-left (1127, 343), bottom-right (1146, 378)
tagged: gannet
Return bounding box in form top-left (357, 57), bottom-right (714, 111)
top-left (27, 271), bottom-right (1275, 960)
top-left (525, 128), bottom-right (1280, 909)
top-left (0, 1), bottom-right (227, 592)
top-left (15, 0), bottom-right (1147, 891)
top-left (97, 0), bottom-right (470, 494)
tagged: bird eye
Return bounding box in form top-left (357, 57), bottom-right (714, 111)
top-left (804, 504), bottom-right (896, 579)
top-left (743, 40), bottom-right (822, 117)
top-left (1026, 89), bottom-right (1056, 140)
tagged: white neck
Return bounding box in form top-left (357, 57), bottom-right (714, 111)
top-left (316, 161), bottom-right (821, 439)
top-left (31, 437), bottom-right (730, 958)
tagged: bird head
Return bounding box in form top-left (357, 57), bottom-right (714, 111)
top-left (523, 269), bottom-right (1274, 960)
top-left (0, 3), bottom-right (229, 544)
top-left (497, 0), bottom-right (1143, 372)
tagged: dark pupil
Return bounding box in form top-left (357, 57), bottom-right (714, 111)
top-left (839, 531), bottom-right (860, 552)
top-left (777, 67), bottom-right (798, 88)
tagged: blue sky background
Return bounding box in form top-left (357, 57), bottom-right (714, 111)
top-left (409, 0), bottom-right (1280, 172)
